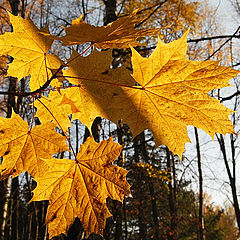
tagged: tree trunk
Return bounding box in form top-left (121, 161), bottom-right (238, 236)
top-left (166, 148), bottom-right (178, 240)
top-left (0, 177), bottom-right (11, 240)
top-left (217, 134), bottom-right (240, 233)
top-left (140, 132), bottom-right (160, 240)
top-left (10, 178), bottom-right (20, 240)
top-left (194, 127), bottom-right (205, 240)
top-left (113, 121), bottom-right (125, 240)
top-left (133, 135), bottom-right (147, 240)
top-left (102, 2), bottom-right (118, 239)
top-left (0, 1), bottom-right (20, 238)
top-left (103, 0), bottom-right (117, 25)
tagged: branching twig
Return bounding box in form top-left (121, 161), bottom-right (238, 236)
top-left (206, 25), bottom-right (240, 60)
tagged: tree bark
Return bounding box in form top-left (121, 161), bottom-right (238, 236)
top-left (103, 0), bottom-right (117, 25)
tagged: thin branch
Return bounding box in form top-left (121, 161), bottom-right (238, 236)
top-left (220, 91), bottom-right (240, 103)
top-left (188, 34), bottom-right (240, 43)
top-left (113, 33), bottom-right (240, 59)
top-left (0, 44), bottom-right (93, 97)
top-left (135, 0), bottom-right (168, 28)
top-left (206, 25), bottom-right (240, 60)
top-left (0, 63), bottom-right (64, 97)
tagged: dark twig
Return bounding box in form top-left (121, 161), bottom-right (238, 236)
top-left (206, 25), bottom-right (240, 60)
top-left (113, 33), bottom-right (240, 59)
top-left (188, 34), bottom-right (240, 43)
top-left (135, 0), bottom-right (168, 28)
top-left (220, 91), bottom-right (240, 103)
top-left (0, 43), bottom-right (93, 97)
top-left (0, 64), bottom-right (63, 97)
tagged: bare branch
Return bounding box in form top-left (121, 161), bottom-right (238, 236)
top-left (220, 91), bottom-right (240, 103)
top-left (135, 0), bottom-right (168, 28)
top-left (188, 34), bottom-right (240, 43)
top-left (0, 64), bottom-right (63, 97)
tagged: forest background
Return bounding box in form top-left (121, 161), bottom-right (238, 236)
top-left (1, 0), bottom-right (240, 239)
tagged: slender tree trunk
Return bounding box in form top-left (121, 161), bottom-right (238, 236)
top-left (133, 136), bottom-right (147, 240)
top-left (217, 134), bottom-right (240, 232)
top-left (140, 132), bottom-right (160, 240)
top-left (91, 118), bottom-right (102, 142)
top-left (102, 2), bottom-right (118, 239)
top-left (194, 127), bottom-right (205, 240)
top-left (0, 1), bottom-right (20, 238)
top-left (84, 127), bottom-right (90, 142)
top-left (166, 148), bottom-right (178, 240)
top-left (27, 213), bottom-right (33, 240)
top-left (0, 177), bottom-right (11, 240)
top-left (0, 75), bottom-right (18, 239)
top-left (10, 178), bottom-right (20, 240)
top-left (113, 121), bottom-right (124, 240)
top-left (122, 198), bottom-right (127, 240)
top-left (172, 153), bottom-right (177, 232)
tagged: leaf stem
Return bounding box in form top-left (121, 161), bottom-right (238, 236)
top-left (29, 97), bottom-right (35, 131)
top-left (65, 43), bottom-right (94, 66)
top-left (57, 75), bottom-right (140, 90)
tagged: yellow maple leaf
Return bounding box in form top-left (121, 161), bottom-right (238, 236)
top-left (31, 136), bottom-right (130, 238)
top-left (0, 111), bottom-right (68, 179)
top-left (60, 49), bottom-right (135, 130)
top-left (42, 10), bottom-right (158, 49)
top-left (34, 91), bottom-right (73, 132)
top-left (109, 31), bottom-right (239, 157)
top-left (0, 12), bottom-right (62, 91)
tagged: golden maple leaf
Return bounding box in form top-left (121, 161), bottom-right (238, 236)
top-left (31, 136), bottom-right (130, 238)
top-left (42, 10), bottom-right (158, 49)
top-left (0, 12), bottom-right (62, 91)
top-left (0, 111), bottom-right (68, 179)
top-left (108, 31), bottom-right (239, 157)
top-left (34, 91), bottom-right (73, 132)
top-left (35, 49), bottom-right (135, 131)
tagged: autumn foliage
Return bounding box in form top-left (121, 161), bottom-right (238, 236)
top-left (0, 9), bottom-right (239, 238)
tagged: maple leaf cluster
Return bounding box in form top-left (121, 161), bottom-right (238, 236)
top-left (0, 10), bottom-right (238, 239)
